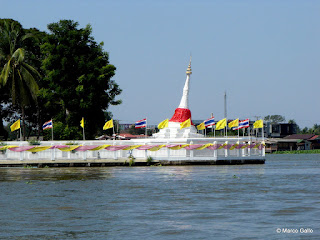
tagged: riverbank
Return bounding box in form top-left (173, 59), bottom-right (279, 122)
top-left (270, 149), bottom-right (320, 154)
top-left (0, 157), bottom-right (265, 168)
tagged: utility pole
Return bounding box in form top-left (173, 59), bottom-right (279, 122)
top-left (224, 91), bottom-right (227, 119)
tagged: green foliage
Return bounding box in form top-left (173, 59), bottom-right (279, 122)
top-left (271, 149), bottom-right (320, 154)
top-left (299, 124), bottom-right (320, 135)
top-left (0, 141), bottom-right (6, 154)
top-left (264, 115), bottom-right (285, 123)
top-left (146, 156), bottom-right (153, 165)
top-left (0, 19), bottom-right (41, 140)
top-left (127, 124), bottom-right (152, 136)
top-left (43, 121), bottom-right (82, 140)
top-left (66, 141), bottom-right (79, 145)
top-left (0, 20), bottom-right (40, 107)
top-left (129, 158), bottom-right (135, 167)
top-left (288, 119), bottom-right (300, 133)
top-left (128, 154), bottom-right (135, 166)
top-left (0, 19), bottom-right (122, 140)
top-left (28, 139), bottom-right (41, 145)
top-left (40, 20), bottom-right (122, 139)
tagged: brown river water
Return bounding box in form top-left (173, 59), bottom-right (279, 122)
top-left (0, 154), bottom-right (319, 239)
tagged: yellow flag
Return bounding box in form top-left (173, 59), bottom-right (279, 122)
top-left (158, 119), bottom-right (169, 129)
top-left (180, 118), bottom-right (191, 129)
top-left (253, 119), bottom-right (263, 129)
top-left (197, 122), bottom-right (205, 130)
top-left (216, 118), bottom-right (226, 130)
top-left (10, 119), bottom-right (20, 132)
top-left (228, 118), bottom-right (239, 128)
top-left (103, 119), bottom-right (114, 130)
top-left (80, 118), bottom-right (84, 128)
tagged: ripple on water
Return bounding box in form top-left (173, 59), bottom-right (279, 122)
top-left (0, 155), bottom-right (319, 239)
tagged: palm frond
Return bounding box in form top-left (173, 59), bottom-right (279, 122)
top-left (0, 60), bottom-right (12, 86)
top-left (21, 33), bottom-right (34, 42)
top-left (17, 70), bottom-right (30, 107)
top-left (20, 64), bottom-right (39, 101)
top-left (21, 62), bottom-right (41, 79)
top-left (12, 48), bottom-right (25, 63)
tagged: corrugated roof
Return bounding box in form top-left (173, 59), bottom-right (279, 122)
top-left (283, 134), bottom-right (315, 140)
top-left (309, 135), bottom-right (319, 140)
top-left (265, 138), bottom-right (300, 143)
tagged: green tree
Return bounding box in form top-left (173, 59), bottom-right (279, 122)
top-left (288, 119), bottom-right (300, 133)
top-left (0, 19), bottom-right (40, 140)
top-left (264, 115), bottom-right (286, 123)
top-left (41, 20), bottom-right (121, 139)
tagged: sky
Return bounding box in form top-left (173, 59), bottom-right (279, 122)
top-left (2, 0), bottom-right (320, 128)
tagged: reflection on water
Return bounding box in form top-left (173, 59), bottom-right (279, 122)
top-left (0, 154), bottom-right (319, 239)
top-left (0, 167), bottom-right (113, 181)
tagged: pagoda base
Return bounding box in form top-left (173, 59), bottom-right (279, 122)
top-left (153, 121), bottom-right (204, 139)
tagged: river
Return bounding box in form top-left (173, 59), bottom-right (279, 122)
top-left (0, 154), bottom-right (319, 239)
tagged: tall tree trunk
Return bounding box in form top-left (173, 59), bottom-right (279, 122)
top-left (0, 108), bottom-right (8, 140)
top-left (21, 106), bottom-right (25, 141)
top-left (37, 104), bottom-right (40, 140)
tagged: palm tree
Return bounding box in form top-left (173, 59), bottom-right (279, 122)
top-left (0, 20), bottom-right (40, 140)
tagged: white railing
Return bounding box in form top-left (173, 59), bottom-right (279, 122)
top-left (0, 137), bottom-right (265, 161)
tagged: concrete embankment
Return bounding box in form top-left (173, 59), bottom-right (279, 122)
top-left (0, 158), bottom-right (265, 167)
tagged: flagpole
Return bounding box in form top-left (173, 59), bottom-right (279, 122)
top-left (83, 125), bottom-right (85, 141)
top-left (145, 119), bottom-right (147, 137)
top-left (51, 119), bottom-right (54, 141)
top-left (112, 120), bottom-right (115, 140)
top-left (205, 128), bottom-right (206, 137)
top-left (19, 127), bottom-right (22, 141)
top-left (82, 117), bottom-right (85, 141)
top-left (116, 120), bottom-right (119, 139)
top-left (214, 125), bottom-right (216, 138)
top-left (226, 124), bottom-right (228, 138)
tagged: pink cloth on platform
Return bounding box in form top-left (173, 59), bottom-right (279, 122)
top-left (50, 145), bottom-right (68, 149)
top-left (75, 145), bottom-right (101, 151)
top-left (223, 144), bottom-right (233, 149)
top-left (235, 144), bottom-right (245, 149)
top-left (8, 146), bottom-right (34, 152)
top-left (106, 145), bottom-right (129, 151)
top-left (166, 144), bottom-right (181, 148)
top-left (247, 144), bottom-right (256, 149)
top-left (137, 145), bottom-right (160, 150)
top-left (184, 144), bottom-right (203, 150)
top-left (207, 144), bottom-right (221, 150)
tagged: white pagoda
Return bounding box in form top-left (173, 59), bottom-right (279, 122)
top-left (153, 58), bottom-right (204, 139)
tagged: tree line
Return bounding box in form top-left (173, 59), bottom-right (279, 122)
top-left (0, 19), bottom-right (121, 140)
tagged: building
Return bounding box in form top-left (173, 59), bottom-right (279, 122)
top-left (265, 134), bottom-right (320, 153)
top-left (265, 122), bottom-right (297, 138)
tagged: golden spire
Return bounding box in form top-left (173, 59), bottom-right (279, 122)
top-left (186, 56), bottom-right (192, 75)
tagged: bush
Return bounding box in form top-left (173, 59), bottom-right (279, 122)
top-left (43, 121), bottom-right (82, 140)
top-left (271, 149), bottom-right (320, 154)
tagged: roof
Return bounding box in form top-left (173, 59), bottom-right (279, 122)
top-left (283, 134), bottom-right (315, 140)
top-left (118, 133), bottom-right (147, 139)
top-left (265, 138), bottom-right (301, 143)
top-left (309, 135), bottom-right (319, 140)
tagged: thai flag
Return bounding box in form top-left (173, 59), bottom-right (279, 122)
top-left (233, 119), bottom-right (249, 130)
top-left (204, 117), bottom-right (215, 127)
top-left (135, 118), bottom-right (147, 128)
top-left (42, 120), bottom-right (53, 130)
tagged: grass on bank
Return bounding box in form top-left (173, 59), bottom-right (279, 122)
top-left (271, 149), bottom-right (320, 154)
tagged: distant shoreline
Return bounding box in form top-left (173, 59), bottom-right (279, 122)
top-left (270, 150), bottom-right (320, 154)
